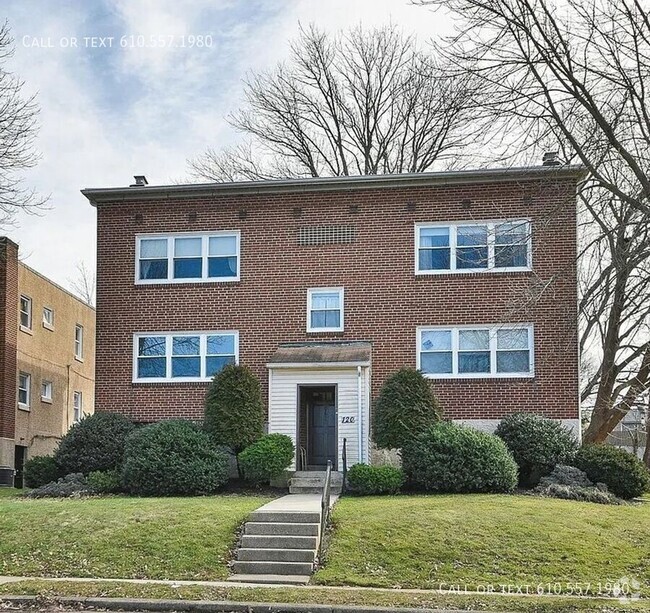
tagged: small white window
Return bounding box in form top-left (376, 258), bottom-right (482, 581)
top-left (20, 296), bottom-right (32, 329)
top-left (74, 324), bottom-right (84, 360)
top-left (418, 325), bottom-right (534, 379)
top-left (73, 391), bottom-right (82, 422)
top-left (307, 288), bottom-right (344, 332)
top-left (18, 372), bottom-right (31, 408)
top-left (41, 380), bottom-right (53, 402)
top-left (43, 307), bottom-right (54, 329)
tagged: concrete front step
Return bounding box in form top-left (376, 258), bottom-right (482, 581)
top-left (289, 485), bottom-right (342, 495)
top-left (237, 548), bottom-right (316, 562)
top-left (231, 560), bottom-right (313, 576)
top-left (226, 573), bottom-right (311, 585)
top-left (244, 522), bottom-right (319, 536)
top-left (249, 511), bottom-right (320, 524)
top-left (240, 534), bottom-right (318, 550)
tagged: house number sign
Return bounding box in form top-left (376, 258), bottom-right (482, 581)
top-left (341, 416), bottom-right (356, 424)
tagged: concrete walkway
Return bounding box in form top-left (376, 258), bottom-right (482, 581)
top-left (254, 493), bottom-right (338, 514)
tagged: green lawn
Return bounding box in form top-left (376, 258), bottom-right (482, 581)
top-left (0, 494), bottom-right (271, 580)
top-left (315, 495), bottom-right (650, 597)
top-left (0, 488), bottom-right (22, 498)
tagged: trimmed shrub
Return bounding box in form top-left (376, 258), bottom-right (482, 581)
top-left (347, 464), bottom-right (404, 495)
top-left (204, 365), bottom-right (264, 455)
top-left (533, 482), bottom-right (622, 505)
top-left (402, 421), bottom-right (518, 493)
top-left (495, 413), bottom-right (578, 487)
top-left (538, 464), bottom-right (593, 488)
top-left (24, 473), bottom-right (93, 499)
top-left (573, 444), bottom-right (650, 500)
top-left (239, 434), bottom-right (294, 485)
top-left (372, 367), bottom-right (441, 450)
top-left (121, 420), bottom-right (229, 496)
top-left (23, 455), bottom-right (60, 488)
top-left (87, 469), bottom-right (121, 494)
top-left (54, 412), bottom-right (135, 476)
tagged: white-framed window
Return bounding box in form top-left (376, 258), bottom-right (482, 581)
top-left (41, 380), bottom-right (53, 402)
top-left (133, 331), bottom-right (239, 382)
top-left (307, 288), bottom-right (344, 332)
top-left (417, 324), bottom-right (534, 378)
top-left (43, 307), bottom-right (54, 329)
top-left (74, 324), bottom-right (84, 360)
top-left (73, 391), bottom-right (82, 422)
top-left (415, 220), bottom-right (531, 274)
top-left (136, 232), bottom-right (240, 284)
top-left (19, 295), bottom-right (32, 329)
top-left (18, 372), bottom-right (31, 408)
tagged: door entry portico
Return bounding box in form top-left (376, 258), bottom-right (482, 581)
top-left (299, 385), bottom-right (337, 470)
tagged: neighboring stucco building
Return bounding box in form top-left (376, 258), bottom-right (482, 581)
top-left (83, 165), bottom-right (583, 471)
top-left (0, 237), bottom-right (95, 486)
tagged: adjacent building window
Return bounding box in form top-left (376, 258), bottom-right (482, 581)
top-left (73, 391), bottom-right (82, 422)
top-left (19, 295), bottom-right (32, 329)
top-left (133, 331), bottom-right (238, 382)
top-left (416, 221), bottom-right (531, 274)
top-left (136, 232), bottom-right (240, 283)
top-left (74, 324), bottom-right (84, 360)
top-left (307, 288), bottom-right (344, 332)
top-left (43, 307), bottom-right (54, 329)
top-left (41, 380), bottom-right (53, 402)
top-left (417, 325), bottom-right (534, 378)
top-left (18, 372), bottom-right (31, 408)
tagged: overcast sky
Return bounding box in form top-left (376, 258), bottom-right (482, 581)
top-left (2, 0), bottom-right (449, 294)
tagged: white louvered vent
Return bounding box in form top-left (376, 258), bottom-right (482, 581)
top-left (298, 225), bottom-right (356, 245)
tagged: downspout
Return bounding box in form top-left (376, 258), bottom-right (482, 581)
top-left (357, 366), bottom-right (364, 464)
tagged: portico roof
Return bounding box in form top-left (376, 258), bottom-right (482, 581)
top-left (266, 342), bottom-right (372, 368)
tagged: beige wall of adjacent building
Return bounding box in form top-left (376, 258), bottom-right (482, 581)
top-left (14, 263), bottom-right (95, 458)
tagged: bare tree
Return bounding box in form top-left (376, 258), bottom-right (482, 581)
top-left (413, 0), bottom-right (650, 443)
top-left (69, 261), bottom-right (96, 307)
top-left (190, 24), bottom-right (474, 181)
top-left (0, 20), bottom-right (45, 226)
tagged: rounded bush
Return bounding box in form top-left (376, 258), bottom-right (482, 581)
top-left (204, 365), bottom-right (264, 454)
top-left (87, 469), bottom-right (121, 494)
top-left (495, 413), bottom-right (578, 487)
top-left (239, 434), bottom-right (294, 485)
top-left (402, 421), bottom-right (518, 494)
top-left (347, 464), bottom-right (404, 495)
top-left (121, 420), bottom-right (229, 496)
top-left (573, 445), bottom-right (650, 500)
top-left (373, 367), bottom-right (441, 450)
top-left (23, 455), bottom-right (60, 488)
top-left (54, 412), bottom-right (135, 476)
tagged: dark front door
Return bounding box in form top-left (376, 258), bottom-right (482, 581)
top-left (14, 445), bottom-right (27, 489)
top-left (304, 386), bottom-right (337, 469)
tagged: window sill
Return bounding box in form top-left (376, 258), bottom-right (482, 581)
top-left (307, 329), bottom-right (345, 334)
top-left (415, 269), bottom-right (532, 278)
top-left (132, 380), bottom-right (210, 387)
top-left (42, 322), bottom-right (54, 331)
top-left (41, 397), bottom-right (53, 404)
top-left (135, 278), bottom-right (240, 287)
top-left (17, 404), bottom-right (30, 412)
top-left (19, 325), bottom-right (33, 335)
top-left (74, 356), bottom-right (84, 363)
top-left (422, 374), bottom-right (535, 381)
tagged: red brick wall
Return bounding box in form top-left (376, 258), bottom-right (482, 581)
top-left (95, 178), bottom-right (579, 424)
top-left (0, 238), bottom-right (18, 441)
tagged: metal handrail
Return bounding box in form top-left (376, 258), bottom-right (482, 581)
top-left (299, 446), bottom-right (307, 471)
top-left (342, 438), bottom-right (348, 494)
top-left (318, 459), bottom-right (333, 557)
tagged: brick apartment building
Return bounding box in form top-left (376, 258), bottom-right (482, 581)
top-left (83, 165), bottom-right (583, 470)
top-left (0, 238), bottom-right (96, 486)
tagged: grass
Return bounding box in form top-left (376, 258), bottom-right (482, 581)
top-left (0, 579), bottom-right (648, 612)
top-left (0, 494), bottom-right (271, 580)
top-left (0, 488), bottom-right (22, 498)
top-left (314, 494), bottom-right (650, 597)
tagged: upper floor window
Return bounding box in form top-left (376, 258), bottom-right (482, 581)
top-left (416, 221), bottom-right (531, 274)
top-left (43, 307), bottom-right (54, 329)
top-left (18, 372), bottom-right (31, 408)
top-left (73, 391), bottom-right (83, 422)
top-left (133, 331), bottom-right (238, 382)
top-left (41, 380), bottom-right (53, 402)
top-left (136, 232), bottom-right (240, 284)
top-left (417, 325), bottom-right (534, 378)
top-left (307, 288), bottom-right (344, 333)
top-left (20, 295), bottom-right (32, 329)
top-left (74, 324), bottom-right (84, 360)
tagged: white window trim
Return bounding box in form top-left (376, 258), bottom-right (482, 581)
top-left (18, 372), bottom-right (31, 409)
top-left (43, 307), bottom-right (54, 330)
top-left (306, 287), bottom-right (345, 333)
top-left (74, 324), bottom-right (84, 361)
top-left (41, 380), bottom-right (53, 403)
top-left (414, 220), bottom-right (532, 275)
top-left (132, 330), bottom-right (240, 383)
top-left (135, 231), bottom-right (241, 285)
top-left (416, 324), bottom-right (535, 379)
top-left (73, 391), bottom-right (83, 422)
top-left (19, 295), bottom-right (32, 331)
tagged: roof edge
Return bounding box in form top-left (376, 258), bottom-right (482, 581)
top-left (82, 165), bottom-right (587, 206)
